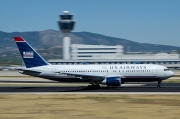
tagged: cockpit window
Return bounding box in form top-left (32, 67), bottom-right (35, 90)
top-left (164, 68), bottom-right (170, 71)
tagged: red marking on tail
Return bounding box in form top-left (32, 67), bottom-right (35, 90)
top-left (14, 37), bottom-right (25, 42)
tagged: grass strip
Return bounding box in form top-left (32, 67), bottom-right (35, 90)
top-left (0, 94), bottom-right (179, 119)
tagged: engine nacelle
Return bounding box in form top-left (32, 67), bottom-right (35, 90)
top-left (101, 75), bottom-right (121, 86)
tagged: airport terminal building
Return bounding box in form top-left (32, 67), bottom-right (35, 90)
top-left (48, 44), bottom-right (180, 69)
top-left (70, 44), bottom-right (178, 60)
top-left (71, 44), bottom-right (123, 60)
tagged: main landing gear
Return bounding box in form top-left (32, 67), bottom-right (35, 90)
top-left (88, 81), bottom-right (100, 89)
top-left (157, 80), bottom-right (162, 88)
top-left (88, 84), bottom-right (100, 89)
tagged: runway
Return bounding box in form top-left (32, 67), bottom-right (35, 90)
top-left (0, 83), bottom-right (179, 93)
top-left (0, 77), bottom-right (179, 94)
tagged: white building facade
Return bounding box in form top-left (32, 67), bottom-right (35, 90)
top-left (71, 44), bottom-right (179, 60)
top-left (49, 44), bottom-right (180, 68)
top-left (71, 44), bottom-right (124, 60)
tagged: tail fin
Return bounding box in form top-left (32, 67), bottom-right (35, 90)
top-left (14, 37), bottom-right (49, 68)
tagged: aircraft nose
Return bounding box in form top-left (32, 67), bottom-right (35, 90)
top-left (169, 71), bottom-right (174, 77)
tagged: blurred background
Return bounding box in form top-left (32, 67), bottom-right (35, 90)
top-left (0, 0), bottom-right (180, 70)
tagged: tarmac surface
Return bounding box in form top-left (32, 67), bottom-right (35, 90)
top-left (0, 82), bottom-right (179, 93)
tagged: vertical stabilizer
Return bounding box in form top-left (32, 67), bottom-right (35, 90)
top-left (14, 37), bottom-right (48, 68)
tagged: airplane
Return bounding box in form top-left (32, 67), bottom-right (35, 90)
top-left (14, 36), bottom-right (174, 88)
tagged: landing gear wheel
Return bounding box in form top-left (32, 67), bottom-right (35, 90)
top-left (87, 84), bottom-right (100, 89)
top-left (88, 85), bottom-right (91, 87)
top-left (95, 84), bottom-right (100, 88)
top-left (157, 85), bottom-right (161, 88)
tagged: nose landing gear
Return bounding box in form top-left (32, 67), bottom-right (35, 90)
top-left (157, 80), bottom-right (162, 88)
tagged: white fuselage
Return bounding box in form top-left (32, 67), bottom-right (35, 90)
top-left (20, 64), bottom-right (174, 83)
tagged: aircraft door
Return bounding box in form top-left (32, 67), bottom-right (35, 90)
top-left (152, 68), bottom-right (157, 75)
top-left (156, 68), bottom-right (164, 77)
top-left (52, 69), bottom-right (58, 76)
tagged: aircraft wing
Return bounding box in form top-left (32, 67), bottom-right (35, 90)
top-left (56, 72), bottom-right (105, 81)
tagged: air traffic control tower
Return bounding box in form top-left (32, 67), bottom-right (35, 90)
top-left (58, 11), bottom-right (75, 59)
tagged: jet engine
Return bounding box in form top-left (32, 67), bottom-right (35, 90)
top-left (101, 75), bottom-right (121, 86)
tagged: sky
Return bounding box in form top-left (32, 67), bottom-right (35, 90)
top-left (0, 0), bottom-right (180, 47)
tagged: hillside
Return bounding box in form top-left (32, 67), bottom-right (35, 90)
top-left (1, 29), bottom-right (180, 53)
top-left (0, 29), bottom-right (180, 65)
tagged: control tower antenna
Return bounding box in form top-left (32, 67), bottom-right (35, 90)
top-left (58, 11), bottom-right (75, 59)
